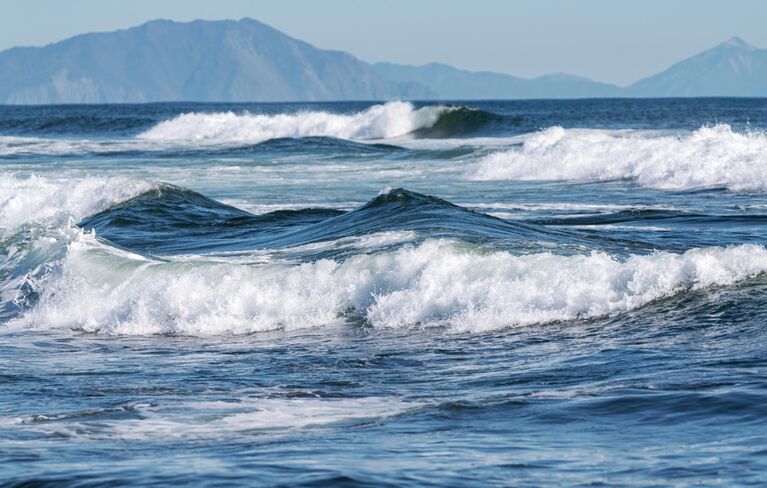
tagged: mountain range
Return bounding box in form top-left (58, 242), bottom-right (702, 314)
top-left (0, 18), bottom-right (764, 104)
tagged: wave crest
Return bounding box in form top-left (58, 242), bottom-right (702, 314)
top-left (0, 175), bottom-right (155, 237)
top-left (11, 236), bottom-right (767, 335)
top-left (470, 125), bottom-right (767, 191)
top-left (138, 102), bottom-right (451, 143)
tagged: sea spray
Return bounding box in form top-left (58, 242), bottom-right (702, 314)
top-left (470, 124), bottom-right (767, 191)
top-left (138, 102), bottom-right (453, 142)
top-left (12, 235), bottom-right (767, 335)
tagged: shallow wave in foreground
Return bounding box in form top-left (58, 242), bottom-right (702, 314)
top-left (470, 124), bottom-right (767, 191)
top-left (10, 231), bottom-right (767, 335)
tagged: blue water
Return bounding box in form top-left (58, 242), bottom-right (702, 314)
top-left (2, 99), bottom-right (767, 486)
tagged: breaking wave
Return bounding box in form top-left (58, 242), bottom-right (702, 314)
top-left (137, 102), bottom-right (506, 143)
top-left (9, 232), bottom-right (767, 335)
top-left (2, 183), bottom-right (765, 335)
top-left (0, 175), bottom-right (155, 237)
top-left (138, 101), bottom-right (450, 142)
top-left (470, 125), bottom-right (767, 191)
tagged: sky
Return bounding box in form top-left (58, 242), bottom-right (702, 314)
top-left (1, 0), bottom-right (766, 86)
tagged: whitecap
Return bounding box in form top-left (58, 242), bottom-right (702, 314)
top-left (470, 125), bottom-right (767, 191)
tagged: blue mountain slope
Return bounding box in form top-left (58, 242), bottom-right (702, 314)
top-left (372, 62), bottom-right (622, 99)
top-left (628, 37), bottom-right (767, 97)
top-left (0, 18), bottom-right (434, 103)
top-left (1, 20), bottom-right (764, 103)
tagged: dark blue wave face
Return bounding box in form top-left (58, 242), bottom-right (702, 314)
top-left (2, 99), bottom-right (767, 487)
top-left (79, 187), bottom-right (606, 258)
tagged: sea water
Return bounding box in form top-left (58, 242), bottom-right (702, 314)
top-left (2, 99), bottom-right (767, 485)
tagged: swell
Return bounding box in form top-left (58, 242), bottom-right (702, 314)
top-left (78, 185), bottom-right (345, 255)
top-left (0, 135), bottom-right (411, 159)
top-left (78, 186), bottom-right (584, 257)
top-left (0, 110), bottom-right (159, 136)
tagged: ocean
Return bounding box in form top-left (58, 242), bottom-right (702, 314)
top-left (2, 98), bottom-right (767, 486)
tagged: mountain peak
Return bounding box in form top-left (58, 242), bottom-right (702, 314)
top-left (0, 17), bottom-right (434, 103)
top-left (629, 35), bottom-right (767, 96)
top-left (721, 36), bottom-right (757, 51)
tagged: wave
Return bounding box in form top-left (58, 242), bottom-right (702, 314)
top-left (469, 125), bottom-right (767, 191)
top-left (8, 232), bottom-right (767, 335)
top-left (77, 187), bottom-right (579, 258)
top-left (0, 134), bottom-right (407, 159)
top-left (137, 102), bottom-right (506, 143)
top-left (0, 175), bottom-right (155, 237)
top-left (5, 185), bottom-right (765, 335)
top-left (408, 106), bottom-right (509, 138)
top-left (137, 101), bottom-right (443, 142)
top-left (79, 185), bottom-right (346, 256)
top-left (0, 112), bottom-right (157, 136)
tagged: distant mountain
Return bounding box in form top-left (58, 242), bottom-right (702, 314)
top-left (0, 18), bottom-right (433, 104)
top-left (0, 19), bottom-right (764, 103)
top-left (373, 62), bottom-right (622, 99)
top-left (627, 37), bottom-right (767, 97)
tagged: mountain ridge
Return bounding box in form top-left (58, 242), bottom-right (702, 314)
top-left (0, 19), bottom-right (764, 103)
top-left (0, 18), bottom-right (434, 104)
top-left (372, 62), bottom-right (623, 99)
top-left (627, 35), bottom-right (767, 97)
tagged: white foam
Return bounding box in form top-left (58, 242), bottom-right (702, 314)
top-left (13, 236), bottom-right (767, 335)
top-left (219, 199), bottom-right (360, 215)
top-left (466, 202), bottom-right (646, 212)
top-left (166, 231), bottom-right (419, 265)
top-left (0, 175), bottom-right (155, 236)
top-left (138, 101), bottom-right (450, 143)
top-left (470, 125), bottom-right (767, 191)
top-left (568, 224), bottom-right (672, 232)
top-left (8, 396), bottom-right (412, 441)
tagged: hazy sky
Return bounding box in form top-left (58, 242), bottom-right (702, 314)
top-left (2, 0), bottom-right (765, 86)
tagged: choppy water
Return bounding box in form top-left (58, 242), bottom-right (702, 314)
top-left (2, 99), bottom-right (767, 486)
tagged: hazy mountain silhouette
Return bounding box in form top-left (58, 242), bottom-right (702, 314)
top-left (0, 18), bottom-right (763, 103)
top-left (627, 37), bottom-right (767, 97)
top-left (0, 18), bottom-right (433, 103)
top-left (372, 62), bottom-right (622, 99)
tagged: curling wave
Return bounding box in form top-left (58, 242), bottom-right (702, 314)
top-left (137, 102), bottom-right (507, 143)
top-left (138, 101), bottom-right (451, 143)
top-left (470, 125), bottom-right (767, 191)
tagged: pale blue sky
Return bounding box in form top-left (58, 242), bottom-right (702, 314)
top-left (2, 0), bottom-right (765, 86)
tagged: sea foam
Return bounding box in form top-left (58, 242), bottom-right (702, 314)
top-left (470, 125), bottom-right (767, 191)
top-left (13, 236), bottom-right (767, 335)
top-left (8, 396), bottom-right (412, 441)
top-left (138, 101), bottom-right (450, 143)
top-left (0, 175), bottom-right (154, 237)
